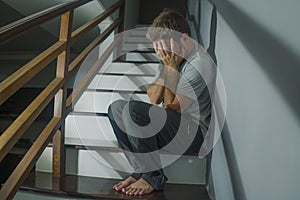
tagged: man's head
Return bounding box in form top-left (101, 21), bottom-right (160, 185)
top-left (147, 8), bottom-right (190, 41)
top-left (147, 8), bottom-right (194, 58)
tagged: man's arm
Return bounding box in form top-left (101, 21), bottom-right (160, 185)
top-left (158, 39), bottom-right (193, 113)
top-left (146, 70), bottom-right (165, 104)
top-left (163, 62), bottom-right (193, 113)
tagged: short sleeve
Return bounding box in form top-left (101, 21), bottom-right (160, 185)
top-left (176, 64), bottom-right (206, 101)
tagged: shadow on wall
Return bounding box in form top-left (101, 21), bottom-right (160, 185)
top-left (205, 0), bottom-right (300, 199)
top-left (212, 0), bottom-right (300, 121)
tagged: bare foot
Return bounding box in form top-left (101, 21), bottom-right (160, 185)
top-left (122, 178), bottom-right (154, 196)
top-left (113, 176), bottom-right (137, 191)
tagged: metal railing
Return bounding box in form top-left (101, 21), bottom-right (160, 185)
top-left (0, 0), bottom-right (125, 199)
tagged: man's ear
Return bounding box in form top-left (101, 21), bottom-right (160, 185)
top-left (179, 33), bottom-right (190, 48)
top-left (181, 33), bottom-right (189, 42)
top-left (179, 34), bottom-right (187, 46)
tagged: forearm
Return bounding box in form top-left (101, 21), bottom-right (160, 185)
top-left (147, 83), bottom-right (164, 104)
top-left (152, 38), bottom-right (184, 110)
top-left (163, 67), bottom-right (179, 108)
top-left (146, 70), bottom-right (166, 104)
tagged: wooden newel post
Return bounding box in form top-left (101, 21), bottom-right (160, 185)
top-left (52, 10), bottom-right (74, 177)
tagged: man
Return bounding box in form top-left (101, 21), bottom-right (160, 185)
top-left (108, 9), bottom-right (215, 196)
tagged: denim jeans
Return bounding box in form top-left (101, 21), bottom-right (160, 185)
top-left (107, 100), bottom-right (203, 190)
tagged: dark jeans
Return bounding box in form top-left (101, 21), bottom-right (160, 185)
top-left (107, 100), bottom-right (203, 190)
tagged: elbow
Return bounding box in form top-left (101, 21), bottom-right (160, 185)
top-left (150, 97), bottom-right (159, 105)
top-left (146, 87), bottom-right (151, 96)
top-left (164, 103), bottom-right (181, 113)
top-left (149, 93), bottom-right (161, 105)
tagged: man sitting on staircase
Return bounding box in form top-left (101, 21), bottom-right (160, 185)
top-left (107, 8), bottom-right (215, 196)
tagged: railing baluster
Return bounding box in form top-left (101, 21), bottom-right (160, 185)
top-left (0, 117), bottom-right (61, 200)
top-left (52, 10), bottom-right (73, 177)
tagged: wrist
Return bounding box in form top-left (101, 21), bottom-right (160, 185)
top-left (165, 65), bottom-right (179, 73)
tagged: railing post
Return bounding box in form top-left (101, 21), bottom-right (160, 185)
top-left (52, 10), bottom-right (74, 177)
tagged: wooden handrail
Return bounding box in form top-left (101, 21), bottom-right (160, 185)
top-left (0, 41), bottom-right (66, 106)
top-left (71, 0), bottom-right (122, 45)
top-left (52, 10), bottom-right (74, 177)
top-left (0, 77), bottom-right (64, 162)
top-left (68, 19), bottom-right (120, 76)
top-left (0, 117), bottom-right (61, 200)
top-left (0, 0), bottom-right (125, 198)
top-left (0, 0), bottom-right (92, 45)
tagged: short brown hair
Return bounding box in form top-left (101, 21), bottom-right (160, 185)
top-left (147, 8), bottom-right (191, 41)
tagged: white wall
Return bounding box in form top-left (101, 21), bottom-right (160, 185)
top-left (187, 0), bottom-right (300, 199)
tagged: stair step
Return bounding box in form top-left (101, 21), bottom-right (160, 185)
top-left (121, 28), bottom-right (154, 52)
top-left (122, 43), bottom-right (154, 52)
top-left (65, 114), bottom-right (116, 141)
top-left (64, 136), bottom-right (199, 157)
top-left (125, 27), bottom-right (149, 36)
top-left (19, 171), bottom-right (209, 200)
top-left (88, 74), bottom-right (156, 91)
top-left (98, 72), bottom-right (155, 77)
top-left (116, 60), bottom-right (160, 64)
top-left (37, 146), bottom-right (206, 184)
top-left (123, 52), bottom-right (160, 62)
top-left (99, 62), bottom-right (161, 76)
top-left (73, 91), bottom-right (150, 113)
top-left (124, 36), bottom-right (152, 44)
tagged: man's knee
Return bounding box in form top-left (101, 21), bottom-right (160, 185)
top-left (128, 101), bottom-right (149, 114)
top-left (107, 99), bottom-right (127, 121)
top-left (127, 100), bottom-right (151, 124)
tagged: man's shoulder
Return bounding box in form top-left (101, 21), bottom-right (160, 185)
top-left (181, 48), bottom-right (216, 82)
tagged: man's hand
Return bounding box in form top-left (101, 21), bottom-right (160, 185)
top-left (154, 38), bottom-right (184, 70)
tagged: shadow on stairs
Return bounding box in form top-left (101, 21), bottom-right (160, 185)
top-left (20, 171), bottom-right (210, 200)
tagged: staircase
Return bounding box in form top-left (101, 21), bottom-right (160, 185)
top-left (0, 1), bottom-right (209, 199)
top-left (17, 26), bottom-right (209, 200)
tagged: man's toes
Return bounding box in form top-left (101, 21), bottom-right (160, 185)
top-left (125, 187), bottom-right (134, 195)
top-left (133, 188), bottom-right (142, 196)
top-left (113, 183), bottom-right (121, 190)
top-left (114, 176), bottom-right (137, 191)
top-left (129, 188), bottom-right (139, 195)
top-left (122, 185), bottom-right (130, 193)
top-left (123, 185), bottom-right (131, 193)
top-left (125, 187), bottom-right (133, 195)
top-left (139, 188), bottom-right (149, 196)
top-left (139, 186), bottom-right (153, 195)
top-left (139, 189), bottom-right (144, 196)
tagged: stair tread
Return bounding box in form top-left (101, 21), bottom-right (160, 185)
top-left (88, 74), bottom-right (155, 91)
top-left (21, 171), bottom-right (210, 200)
top-left (124, 52), bottom-right (160, 62)
top-left (62, 137), bottom-right (199, 156)
top-left (101, 62), bottom-right (160, 75)
top-left (64, 137), bottom-right (119, 151)
top-left (115, 60), bottom-right (160, 64)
